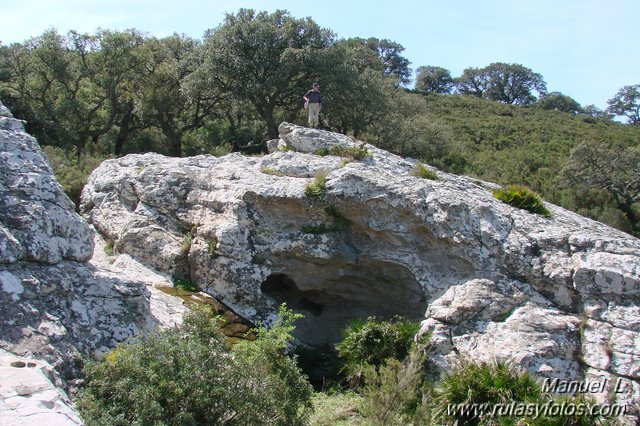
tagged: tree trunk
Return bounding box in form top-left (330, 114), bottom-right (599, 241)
top-left (114, 101), bottom-right (134, 156)
top-left (617, 197), bottom-right (640, 229)
top-left (159, 117), bottom-right (182, 157)
top-left (261, 107), bottom-right (278, 140)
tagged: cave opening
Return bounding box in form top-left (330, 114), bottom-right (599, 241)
top-left (260, 263), bottom-right (426, 384)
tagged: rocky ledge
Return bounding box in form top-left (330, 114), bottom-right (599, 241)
top-left (82, 122), bottom-right (640, 416)
top-left (0, 100), bottom-right (180, 424)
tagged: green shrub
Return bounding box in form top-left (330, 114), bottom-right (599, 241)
top-left (174, 279), bottom-right (199, 292)
top-left (231, 305), bottom-right (314, 424)
top-left (412, 163), bottom-right (439, 180)
top-left (313, 147), bottom-right (331, 156)
top-left (430, 360), bottom-right (619, 426)
top-left (359, 342), bottom-right (429, 425)
top-left (279, 144), bottom-right (296, 152)
top-left (336, 317), bottom-right (421, 387)
top-left (42, 145), bottom-right (107, 208)
top-left (433, 361), bottom-right (542, 425)
top-left (493, 184), bottom-right (551, 217)
top-left (305, 173), bottom-right (327, 199)
top-left (77, 304), bottom-right (312, 425)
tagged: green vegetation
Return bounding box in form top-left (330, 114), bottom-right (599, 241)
top-left (336, 316), bottom-right (421, 387)
top-left (181, 232), bottom-right (193, 254)
top-left (75, 310), bottom-right (622, 425)
top-left (309, 390), bottom-right (365, 426)
top-left (77, 304), bottom-right (312, 425)
top-left (412, 162), bottom-right (439, 180)
top-left (260, 166), bottom-right (285, 176)
top-left (433, 361), bottom-right (542, 424)
top-left (301, 223), bottom-right (330, 234)
top-left (42, 146), bottom-right (107, 208)
top-left (493, 184), bottom-right (552, 217)
top-left (358, 344), bottom-right (428, 425)
top-left (103, 239), bottom-right (114, 256)
top-left (173, 279), bottom-right (199, 293)
top-left (305, 173), bottom-right (328, 199)
top-left (404, 93), bottom-right (639, 234)
top-left (208, 238), bottom-right (218, 258)
top-left (2, 9), bottom-right (638, 235)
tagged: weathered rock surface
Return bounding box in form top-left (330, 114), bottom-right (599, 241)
top-left (0, 100), bottom-right (193, 424)
top-left (0, 349), bottom-right (82, 425)
top-left (0, 99), bottom-right (157, 370)
top-left (82, 122), bottom-right (640, 417)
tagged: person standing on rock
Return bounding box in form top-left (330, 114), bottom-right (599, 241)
top-left (303, 83), bottom-right (322, 128)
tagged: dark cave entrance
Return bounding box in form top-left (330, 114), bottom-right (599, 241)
top-left (260, 263), bottom-right (426, 384)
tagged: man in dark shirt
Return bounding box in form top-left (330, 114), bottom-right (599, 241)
top-left (303, 83), bottom-right (322, 127)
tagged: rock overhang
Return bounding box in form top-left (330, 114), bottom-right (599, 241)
top-left (80, 121), bottom-right (640, 414)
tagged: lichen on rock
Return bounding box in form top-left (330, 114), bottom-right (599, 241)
top-left (82, 122), bottom-right (640, 415)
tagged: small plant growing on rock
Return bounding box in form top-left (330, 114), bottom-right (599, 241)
top-left (324, 204), bottom-right (350, 230)
top-left (181, 232), bottom-right (193, 254)
top-left (313, 147), bottom-right (331, 156)
top-left (301, 223), bottom-right (330, 234)
top-left (492, 184), bottom-right (551, 217)
top-left (332, 143), bottom-right (370, 161)
top-left (103, 239), bottom-right (115, 256)
top-left (278, 144), bottom-right (296, 152)
top-left (304, 173), bottom-right (327, 199)
top-left (412, 163), bottom-right (439, 180)
top-left (174, 279), bottom-right (199, 292)
top-left (260, 167), bottom-right (285, 176)
top-left (208, 238), bottom-right (218, 258)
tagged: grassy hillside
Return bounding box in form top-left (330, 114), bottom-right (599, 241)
top-left (412, 93), bottom-right (640, 235)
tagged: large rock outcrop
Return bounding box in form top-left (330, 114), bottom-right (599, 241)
top-left (0, 101), bottom-right (172, 424)
top-left (82, 122), bottom-right (640, 417)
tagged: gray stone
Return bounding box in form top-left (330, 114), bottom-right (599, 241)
top-left (0, 101), bottom-right (194, 425)
top-left (82, 122), bottom-right (640, 416)
top-left (0, 349), bottom-right (82, 426)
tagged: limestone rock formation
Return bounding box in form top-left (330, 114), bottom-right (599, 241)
top-left (0, 100), bottom-right (186, 424)
top-left (0, 349), bottom-right (82, 425)
top-left (82, 122), bottom-right (640, 417)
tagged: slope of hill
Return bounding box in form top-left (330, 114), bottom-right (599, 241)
top-left (412, 93), bottom-right (640, 235)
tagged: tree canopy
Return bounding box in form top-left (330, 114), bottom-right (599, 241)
top-left (536, 91), bottom-right (582, 114)
top-left (456, 62), bottom-right (547, 105)
top-left (414, 65), bottom-right (454, 94)
top-left (201, 9), bottom-right (334, 139)
top-left (607, 83), bottom-right (640, 125)
top-left (1, 8), bottom-right (639, 236)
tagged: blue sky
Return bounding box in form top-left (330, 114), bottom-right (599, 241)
top-left (1, 0), bottom-right (638, 110)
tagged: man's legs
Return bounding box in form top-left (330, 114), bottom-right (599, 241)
top-left (308, 103), bottom-right (320, 127)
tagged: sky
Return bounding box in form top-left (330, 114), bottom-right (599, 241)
top-left (1, 0), bottom-right (638, 110)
